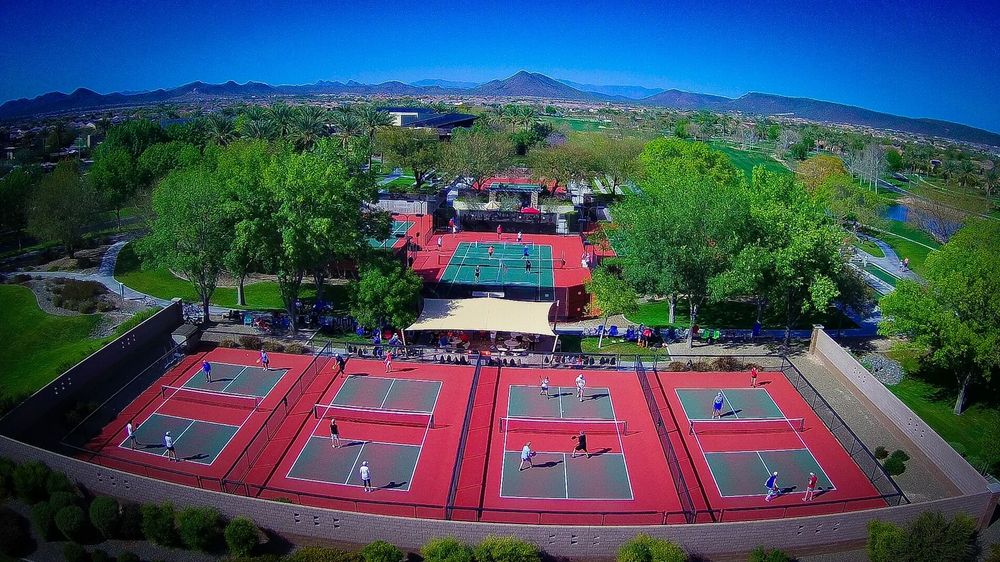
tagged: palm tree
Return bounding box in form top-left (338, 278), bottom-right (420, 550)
top-left (332, 110), bottom-right (363, 150)
top-left (243, 117), bottom-right (276, 141)
top-left (483, 105), bottom-right (505, 131)
top-left (502, 104), bottom-right (519, 133)
top-left (268, 102), bottom-right (296, 139)
top-left (205, 114), bottom-right (236, 146)
top-left (982, 162), bottom-right (998, 198)
top-left (357, 105), bottom-right (392, 170)
top-left (290, 105), bottom-right (328, 152)
top-left (516, 105), bottom-right (537, 132)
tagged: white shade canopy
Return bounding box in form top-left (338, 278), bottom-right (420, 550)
top-left (406, 298), bottom-right (555, 336)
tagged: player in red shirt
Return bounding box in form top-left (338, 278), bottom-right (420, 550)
top-left (803, 472), bottom-right (818, 501)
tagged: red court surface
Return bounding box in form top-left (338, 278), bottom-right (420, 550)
top-left (250, 359), bottom-right (474, 519)
top-left (78, 347), bottom-right (315, 486)
top-left (651, 370), bottom-right (888, 522)
top-left (470, 367), bottom-right (686, 525)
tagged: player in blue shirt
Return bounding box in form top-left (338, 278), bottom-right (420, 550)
top-left (201, 360), bottom-right (212, 383)
top-left (712, 391), bottom-right (725, 419)
top-left (765, 471), bottom-right (779, 501)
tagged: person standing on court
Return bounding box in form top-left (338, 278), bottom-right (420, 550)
top-left (335, 354), bottom-right (347, 375)
top-left (519, 442), bottom-right (535, 471)
top-left (522, 244), bottom-right (530, 258)
top-left (575, 373), bottom-right (586, 402)
top-left (750, 366), bottom-right (758, 388)
top-left (803, 472), bottom-right (818, 501)
top-left (258, 348), bottom-right (270, 371)
top-left (330, 418), bottom-right (341, 448)
top-left (539, 377), bottom-right (550, 398)
top-left (571, 431), bottom-right (590, 458)
top-left (437, 236), bottom-right (443, 250)
top-left (474, 265), bottom-right (481, 283)
top-left (497, 224), bottom-right (503, 239)
top-left (712, 391), bottom-right (725, 419)
top-left (524, 259), bottom-right (532, 273)
top-left (360, 461), bottom-right (373, 492)
top-left (517, 231), bottom-right (523, 243)
top-left (488, 245), bottom-right (494, 259)
top-left (384, 349), bottom-right (393, 373)
top-left (448, 217), bottom-right (456, 235)
top-left (764, 471), bottom-right (780, 501)
top-left (125, 420), bottom-right (138, 449)
top-left (164, 431), bottom-right (178, 462)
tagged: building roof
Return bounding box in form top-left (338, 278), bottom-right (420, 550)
top-left (405, 113), bottom-right (477, 130)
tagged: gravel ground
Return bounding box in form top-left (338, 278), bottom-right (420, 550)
top-left (20, 277), bottom-right (155, 337)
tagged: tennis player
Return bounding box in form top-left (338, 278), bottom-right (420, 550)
top-left (524, 259), bottom-right (532, 273)
top-left (519, 442), bottom-right (535, 471)
top-left (330, 418), bottom-right (341, 448)
top-left (712, 392), bottom-right (725, 419)
top-left (497, 225), bottom-right (503, 239)
top-left (474, 265), bottom-right (481, 282)
top-left (360, 461), bottom-right (373, 492)
top-left (201, 360), bottom-right (212, 383)
top-left (437, 236), bottom-right (443, 250)
top-left (539, 377), bottom-right (550, 398)
top-left (522, 244), bottom-right (530, 257)
top-left (125, 420), bottom-right (138, 449)
top-left (384, 350), bottom-right (393, 373)
top-left (575, 374), bottom-right (586, 402)
top-left (517, 231), bottom-right (523, 242)
top-left (750, 366), bottom-right (759, 388)
top-left (803, 472), bottom-right (818, 501)
top-left (571, 431), bottom-right (590, 459)
top-left (335, 354), bottom-right (347, 375)
top-left (258, 348), bottom-right (270, 370)
top-left (765, 471), bottom-right (779, 501)
top-left (164, 431), bottom-right (178, 462)
top-left (488, 245), bottom-right (495, 259)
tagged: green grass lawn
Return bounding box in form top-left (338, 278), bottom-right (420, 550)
top-left (625, 299), bottom-right (856, 330)
top-left (0, 285), bottom-right (107, 399)
top-left (114, 243), bottom-right (347, 310)
top-left (542, 116), bottom-right (608, 133)
top-left (559, 335), bottom-right (666, 358)
top-left (708, 141), bottom-right (791, 178)
top-left (863, 263), bottom-right (898, 287)
top-left (854, 240), bottom-right (885, 257)
top-left (870, 221), bottom-right (941, 278)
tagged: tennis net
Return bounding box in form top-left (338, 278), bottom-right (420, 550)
top-left (688, 417), bottom-right (805, 435)
top-left (437, 255), bottom-right (566, 269)
top-left (161, 385), bottom-right (262, 410)
top-left (499, 417), bottom-right (626, 435)
top-left (313, 404), bottom-right (434, 428)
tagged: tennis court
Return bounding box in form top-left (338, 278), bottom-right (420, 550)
top-left (180, 362), bottom-right (288, 399)
top-left (119, 412), bottom-right (240, 465)
top-left (439, 242), bottom-right (558, 296)
top-left (675, 387), bottom-right (785, 420)
top-left (507, 384), bottom-right (614, 420)
top-left (368, 220), bottom-right (414, 249)
top-left (285, 373), bottom-right (442, 492)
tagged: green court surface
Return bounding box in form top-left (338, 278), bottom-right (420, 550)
top-left (676, 388), bottom-right (784, 420)
top-left (332, 375), bottom-right (441, 412)
top-left (288, 436), bottom-right (420, 491)
top-left (507, 385), bottom-right (614, 420)
top-left (704, 449), bottom-right (834, 497)
top-left (120, 413), bottom-right (238, 465)
top-left (440, 242), bottom-right (557, 289)
top-left (500, 451), bottom-right (633, 499)
top-left (184, 363), bottom-right (288, 398)
top-left (368, 220), bottom-right (413, 249)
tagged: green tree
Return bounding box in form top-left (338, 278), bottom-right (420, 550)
top-left (224, 516), bottom-right (260, 557)
top-left (867, 512), bottom-right (978, 562)
top-left (885, 149), bottom-right (903, 172)
top-left (583, 134), bottom-right (645, 195)
top-left (26, 162), bottom-right (97, 257)
top-left (138, 165), bottom-right (232, 321)
top-left (527, 140), bottom-right (594, 191)
top-left (441, 128), bottom-right (514, 189)
top-left (361, 540), bottom-right (403, 562)
top-left (586, 267), bottom-right (639, 348)
top-left (350, 257), bottom-right (422, 335)
top-left (176, 506), bottom-right (221, 551)
top-left (205, 114), bottom-right (237, 146)
top-left (291, 105), bottom-right (329, 152)
top-left (357, 105), bottom-right (393, 169)
top-left (332, 110), bottom-right (364, 151)
top-left (0, 167), bottom-right (36, 249)
top-left (473, 536), bottom-right (540, 562)
top-left (137, 141), bottom-right (201, 181)
top-left (377, 127), bottom-right (441, 190)
top-left (879, 219), bottom-right (1000, 413)
top-left (616, 534), bottom-right (686, 562)
top-left (89, 145), bottom-right (143, 229)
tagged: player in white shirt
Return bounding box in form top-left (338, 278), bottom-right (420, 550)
top-left (519, 442), bottom-right (535, 471)
top-left (125, 421), bottom-right (137, 449)
top-left (163, 431), bottom-right (178, 462)
top-left (575, 374), bottom-right (586, 402)
top-left (360, 461), bottom-right (372, 492)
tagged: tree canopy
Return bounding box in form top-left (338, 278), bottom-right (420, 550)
top-left (26, 162), bottom-right (97, 257)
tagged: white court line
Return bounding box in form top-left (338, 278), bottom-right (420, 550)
top-left (605, 387), bottom-right (636, 500)
top-left (220, 366), bottom-right (250, 393)
top-left (345, 441), bottom-right (369, 484)
top-left (562, 453), bottom-right (570, 499)
top-left (377, 379), bottom-right (397, 409)
top-left (719, 389), bottom-right (739, 419)
top-left (763, 388), bottom-right (838, 491)
top-left (498, 450), bottom-right (634, 501)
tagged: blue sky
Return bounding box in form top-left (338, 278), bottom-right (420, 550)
top-left (2, 0), bottom-right (999, 132)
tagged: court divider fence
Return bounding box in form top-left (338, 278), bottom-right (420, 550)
top-left (445, 352), bottom-right (484, 519)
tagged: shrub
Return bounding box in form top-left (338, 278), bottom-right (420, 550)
top-left (473, 536), bottom-right (541, 562)
top-left (89, 496), bottom-right (121, 539)
top-left (63, 542), bottom-right (90, 562)
top-left (50, 490), bottom-right (83, 511)
top-left (874, 446), bottom-right (889, 460)
top-left (0, 457), bottom-right (16, 498)
top-left (32, 501), bottom-right (59, 540)
top-left (141, 502), bottom-right (177, 547)
top-left (361, 540), bottom-right (403, 562)
top-left (421, 537), bottom-right (474, 562)
top-left (0, 507), bottom-right (33, 557)
top-left (220, 339), bottom-right (239, 348)
top-left (284, 343), bottom-right (310, 354)
top-left (61, 279), bottom-right (106, 301)
top-left (55, 504), bottom-right (91, 543)
top-left (118, 502), bottom-right (143, 539)
top-left (176, 506), bottom-right (222, 551)
top-left (889, 449), bottom-right (910, 463)
top-left (284, 546), bottom-right (362, 562)
top-left (13, 460), bottom-right (52, 502)
top-left (239, 335), bottom-right (263, 349)
top-left (748, 546), bottom-right (792, 562)
top-left (690, 361), bottom-right (712, 372)
top-left (666, 362), bottom-right (687, 372)
top-left (91, 549), bottom-right (113, 562)
top-left (985, 544), bottom-right (1000, 562)
top-left (867, 520), bottom-right (905, 562)
top-left (616, 533), bottom-right (686, 562)
top-left (261, 340), bottom-right (285, 353)
top-left (225, 516), bottom-right (260, 557)
top-left (117, 553), bottom-right (140, 562)
top-left (883, 456), bottom-right (906, 476)
top-left (868, 513), bottom-right (978, 562)
top-left (711, 356), bottom-right (742, 372)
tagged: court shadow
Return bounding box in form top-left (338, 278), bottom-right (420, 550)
top-left (380, 481), bottom-right (409, 490)
top-left (341, 440), bottom-right (367, 448)
top-left (584, 393), bottom-right (609, 401)
top-left (552, 392), bottom-right (573, 399)
top-left (206, 378), bottom-right (236, 383)
top-left (780, 485), bottom-right (798, 494)
top-left (393, 367), bottom-right (417, 372)
top-left (586, 447), bottom-right (613, 457)
top-left (140, 444), bottom-right (163, 451)
top-left (814, 488), bottom-right (832, 499)
top-left (182, 453), bottom-right (209, 461)
top-left (756, 380), bottom-right (773, 386)
top-left (721, 409), bottom-right (743, 418)
top-left (535, 459), bottom-right (564, 469)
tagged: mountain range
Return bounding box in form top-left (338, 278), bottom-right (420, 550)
top-left (2, 70), bottom-right (998, 146)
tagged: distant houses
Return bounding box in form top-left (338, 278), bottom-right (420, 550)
top-left (379, 106), bottom-right (476, 138)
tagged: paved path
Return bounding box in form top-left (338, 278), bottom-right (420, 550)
top-left (856, 233), bottom-right (922, 283)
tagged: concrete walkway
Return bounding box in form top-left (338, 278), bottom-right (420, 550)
top-left (856, 233), bottom-right (922, 283)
